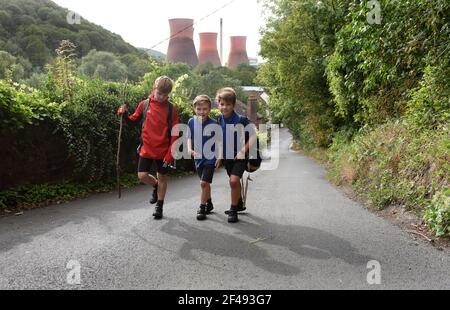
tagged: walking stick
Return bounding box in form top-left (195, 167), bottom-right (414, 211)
top-left (116, 78), bottom-right (128, 199)
top-left (241, 177), bottom-right (245, 205)
top-left (116, 113), bottom-right (123, 199)
top-left (241, 172), bottom-right (253, 208)
top-left (244, 174), bottom-right (252, 207)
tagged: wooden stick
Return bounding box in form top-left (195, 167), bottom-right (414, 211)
top-left (116, 78), bottom-right (128, 199)
top-left (244, 174), bottom-right (250, 207)
top-left (241, 177), bottom-right (245, 206)
top-left (250, 237), bottom-right (270, 244)
top-left (406, 230), bottom-right (434, 242)
top-left (116, 114), bottom-right (123, 199)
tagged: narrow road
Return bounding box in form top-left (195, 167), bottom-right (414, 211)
top-left (0, 129), bottom-right (448, 289)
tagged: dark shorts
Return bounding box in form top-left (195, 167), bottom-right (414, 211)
top-left (224, 160), bottom-right (247, 178)
top-left (196, 165), bottom-right (215, 184)
top-left (138, 157), bottom-right (169, 175)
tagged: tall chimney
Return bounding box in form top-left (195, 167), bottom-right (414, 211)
top-left (227, 36), bottom-right (249, 68)
top-left (247, 93), bottom-right (258, 124)
top-left (167, 18), bottom-right (199, 67)
top-left (220, 18), bottom-right (223, 64)
top-left (198, 32), bottom-right (221, 66)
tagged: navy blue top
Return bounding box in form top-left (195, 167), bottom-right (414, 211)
top-left (187, 117), bottom-right (219, 169)
top-left (218, 112), bottom-right (256, 160)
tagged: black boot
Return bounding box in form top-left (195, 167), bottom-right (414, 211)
top-left (153, 201), bottom-right (163, 220)
top-left (206, 199), bottom-right (214, 214)
top-left (150, 183), bottom-right (158, 205)
top-left (197, 205), bottom-right (207, 221)
top-left (225, 197), bottom-right (246, 215)
top-left (227, 206), bottom-right (238, 223)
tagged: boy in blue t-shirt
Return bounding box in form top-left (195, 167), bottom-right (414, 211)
top-left (216, 88), bottom-right (258, 223)
top-left (187, 95), bottom-right (222, 221)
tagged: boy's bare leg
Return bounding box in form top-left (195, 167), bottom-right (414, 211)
top-left (157, 173), bottom-right (168, 201)
top-left (229, 175), bottom-right (242, 206)
top-left (200, 181), bottom-right (211, 205)
top-left (138, 173), bottom-right (157, 186)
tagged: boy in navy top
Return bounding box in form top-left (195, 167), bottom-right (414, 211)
top-left (216, 88), bottom-right (258, 223)
top-left (187, 95), bottom-right (222, 221)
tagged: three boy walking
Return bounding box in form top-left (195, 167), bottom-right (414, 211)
top-left (117, 77), bottom-right (258, 223)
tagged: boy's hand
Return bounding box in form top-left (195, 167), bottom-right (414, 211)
top-left (235, 150), bottom-right (246, 160)
top-left (190, 150), bottom-right (201, 159)
top-left (215, 159), bottom-right (222, 169)
top-left (164, 153), bottom-right (174, 165)
top-left (117, 104), bottom-right (129, 116)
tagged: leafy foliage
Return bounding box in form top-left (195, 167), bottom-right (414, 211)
top-left (79, 50), bottom-right (128, 82)
top-left (258, 0), bottom-right (349, 148)
top-left (0, 0), bottom-right (156, 81)
top-left (0, 50), bottom-right (32, 80)
top-left (259, 0), bottom-right (449, 236)
top-left (406, 59), bottom-right (450, 130)
top-left (0, 173), bottom-right (141, 210)
top-left (328, 121), bottom-right (449, 213)
top-left (423, 189), bottom-right (450, 237)
top-left (0, 79), bottom-right (59, 132)
top-left (326, 0), bottom-right (449, 126)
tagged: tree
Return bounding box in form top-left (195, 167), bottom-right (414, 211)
top-left (326, 0), bottom-right (450, 126)
top-left (142, 62), bottom-right (192, 93)
top-left (195, 70), bottom-right (244, 101)
top-left (76, 31), bottom-right (92, 57)
top-left (0, 10), bottom-right (13, 32)
top-left (24, 36), bottom-right (50, 68)
top-left (37, 7), bottom-right (52, 21)
top-left (5, 4), bottom-right (22, 16)
top-left (229, 63), bottom-right (257, 86)
top-left (258, 0), bottom-right (348, 148)
top-left (119, 53), bottom-right (152, 82)
top-left (0, 50), bottom-right (16, 79)
top-left (79, 50), bottom-right (128, 82)
top-left (0, 50), bottom-right (32, 81)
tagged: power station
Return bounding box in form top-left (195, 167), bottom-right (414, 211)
top-left (166, 18), bottom-right (249, 68)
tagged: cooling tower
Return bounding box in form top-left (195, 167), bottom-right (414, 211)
top-left (227, 36), bottom-right (249, 68)
top-left (198, 32), bottom-right (221, 66)
top-left (166, 18), bottom-right (199, 67)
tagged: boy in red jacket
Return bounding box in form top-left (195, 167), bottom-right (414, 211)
top-left (117, 76), bottom-right (179, 220)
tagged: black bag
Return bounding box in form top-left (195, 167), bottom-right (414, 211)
top-left (246, 139), bottom-right (262, 172)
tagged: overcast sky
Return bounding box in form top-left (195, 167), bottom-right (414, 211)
top-left (51, 0), bottom-right (266, 62)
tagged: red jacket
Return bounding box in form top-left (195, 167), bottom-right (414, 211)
top-left (127, 96), bottom-right (179, 162)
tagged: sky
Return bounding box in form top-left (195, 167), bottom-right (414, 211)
top-left (51, 0), bottom-right (266, 63)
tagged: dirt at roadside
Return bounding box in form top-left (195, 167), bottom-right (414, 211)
top-left (290, 142), bottom-right (449, 253)
top-left (337, 184), bottom-right (449, 253)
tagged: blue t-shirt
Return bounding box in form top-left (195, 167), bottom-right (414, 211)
top-left (187, 117), bottom-right (219, 169)
top-left (218, 112), bottom-right (256, 160)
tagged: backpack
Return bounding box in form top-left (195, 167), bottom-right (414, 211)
top-left (218, 115), bottom-right (262, 172)
top-left (137, 98), bottom-right (174, 154)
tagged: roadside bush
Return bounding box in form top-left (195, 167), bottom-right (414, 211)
top-left (328, 120), bottom-right (449, 214)
top-left (423, 189), bottom-right (450, 237)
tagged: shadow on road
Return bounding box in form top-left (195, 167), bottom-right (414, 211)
top-left (160, 214), bottom-right (371, 276)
